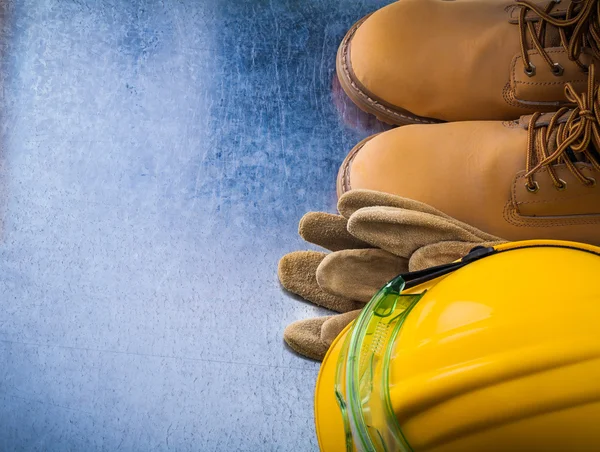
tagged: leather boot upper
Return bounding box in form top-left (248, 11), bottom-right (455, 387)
top-left (348, 0), bottom-right (600, 121)
top-left (342, 68), bottom-right (600, 243)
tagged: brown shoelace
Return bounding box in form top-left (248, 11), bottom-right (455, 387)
top-left (525, 63), bottom-right (600, 192)
top-left (516, 0), bottom-right (600, 75)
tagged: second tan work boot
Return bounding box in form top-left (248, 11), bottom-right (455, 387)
top-left (337, 66), bottom-right (600, 244)
top-left (337, 0), bottom-right (600, 124)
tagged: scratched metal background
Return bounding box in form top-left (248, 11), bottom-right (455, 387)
top-left (0, 0), bottom-right (389, 450)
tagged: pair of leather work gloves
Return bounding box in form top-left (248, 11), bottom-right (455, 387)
top-left (279, 189), bottom-right (506, 361)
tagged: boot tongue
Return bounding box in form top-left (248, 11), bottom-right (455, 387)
top-left (523, 9), bottom-right (563, 48)
top-left (541, 117), bottom-right (600, 165)
top-left (542, 23), bottom-right (562, 48)
top-left (519, 0), bottom-right (586, 49)
top-left (519, 110), bottom-right (570, 129)
top-left (524, 111), bottom-right (598, 166)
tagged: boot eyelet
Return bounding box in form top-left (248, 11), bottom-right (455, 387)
top-left (524, 63), bottom-right (536, 77)
top-left (526, 181), bottom-right (540, 193)
top-left (555, 179), bottom-right (567, 191)
top-left (551, 63), bottom-right (564, 76)
top-left (586, 177), bottom-right (597, 187)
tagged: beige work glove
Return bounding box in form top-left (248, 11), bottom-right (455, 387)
top-left (279, 189), bottom-right (505, 361)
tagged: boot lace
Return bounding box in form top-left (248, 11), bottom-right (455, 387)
top-left (516, 0), bottom-right (600, 75)
top-left (525, 63), bottom-right (600, 192)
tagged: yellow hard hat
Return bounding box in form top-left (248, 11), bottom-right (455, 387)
top-left (315, 240), bottom-right (600, 452)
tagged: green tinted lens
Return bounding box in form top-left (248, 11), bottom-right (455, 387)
top-left (335, 274), bottom-right (424, 452)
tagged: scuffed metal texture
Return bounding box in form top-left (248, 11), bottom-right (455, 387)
top-left (0, 0), bottom-right (389, 450)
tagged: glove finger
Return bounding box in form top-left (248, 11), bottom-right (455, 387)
top-left (284, 316), bottom-right (331, 361)
top-left (283, 310), bottom-right (361, 361)
top-left (408, 240), bottom-right (507, 272)
top-left (298, 212), bottom-right (370, 251)
top-left (338, 189), bottom-right (454, 219)
top-left (320, 310), bottom-right (361, 347)
top-left (278, 251), bottom-right (364, 313)
top-left (347, 206), bottom-right (495, 258)
top-left (338, 190), bottom-right (502, 242)
top-left (316, 248), bottom-right (408, 303)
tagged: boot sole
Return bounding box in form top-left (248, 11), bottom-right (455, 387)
top-left (336, 133), bottom-right (380, 198)
top-left (336, 15), bottom-right (442, 127)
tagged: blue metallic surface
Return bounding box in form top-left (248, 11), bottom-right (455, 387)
top-left (0, 0), bottom-right (390, 450)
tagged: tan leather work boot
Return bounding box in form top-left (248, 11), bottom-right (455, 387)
top-left (337, 66), bottom-right (600, 244)
top-left (337, 0), bottom-right (600, 124)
